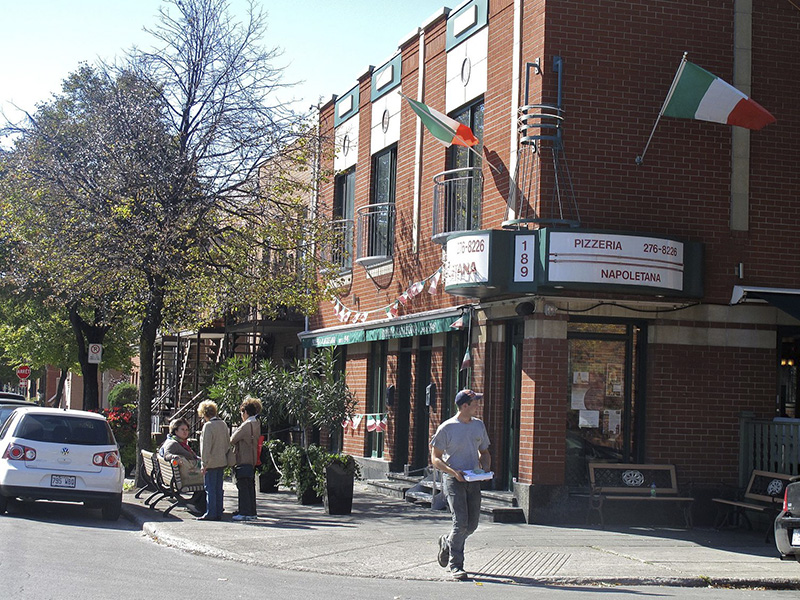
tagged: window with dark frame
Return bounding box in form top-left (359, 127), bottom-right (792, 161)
top-left (332, 168), bottom-right (355, 271)
top-left (368, 145), bottom-right (397, 258)
top-left (446, 99), bottom-right (484, 233)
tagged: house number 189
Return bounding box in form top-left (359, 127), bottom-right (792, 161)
top-left (514, 235), bottom-right (535, 283)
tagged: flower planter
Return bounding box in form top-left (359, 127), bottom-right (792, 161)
top-left (298, 486), bottom-right (323, 505)
top-left (323, 461), bottom-right (355, 515)
top-left (258, 471), bottom-right (279, 493)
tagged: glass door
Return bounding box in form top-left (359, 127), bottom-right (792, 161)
top-left (565, 320), bottom-right (645, 486)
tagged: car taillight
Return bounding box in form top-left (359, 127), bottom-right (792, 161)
top-left (784, 488), bottom-right (789, 512)
top-left (93, 450), bottom-right (120, 468)
top-left (2, 443), bottom-right (36, 461)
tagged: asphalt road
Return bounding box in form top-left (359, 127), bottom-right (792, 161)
top-left (0, 498), bottom-right (797, 600)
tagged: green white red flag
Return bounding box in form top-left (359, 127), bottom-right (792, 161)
top-left (661, 59), bottom-right (776, 130)
top-left (401, 93), bottom-right (479, 147)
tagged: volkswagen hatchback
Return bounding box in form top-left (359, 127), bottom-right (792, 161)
top-left (0, 407), bottom-right (124, 520)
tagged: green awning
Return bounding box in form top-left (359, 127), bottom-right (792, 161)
top-left (301, 314), bottom-right (462, 348)
top-left (303, 329), bottom-right (365, 348)
top-left (365, 316), bottom-right (460, 341)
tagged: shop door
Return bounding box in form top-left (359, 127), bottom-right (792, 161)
top-left (565, 320), bottom-right (646, 487)
top-left (392, 338), bottom-right (412, 471)
top-left (412, 336), bottom-right (432, 471)
top-left (501, 320), bottom-right (523, 490)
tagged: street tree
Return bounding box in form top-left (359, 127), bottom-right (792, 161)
top-left (2, 0), bottom-right (334, 484)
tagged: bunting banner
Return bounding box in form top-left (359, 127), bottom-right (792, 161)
top-left (351, 414), bottom-right (363, 430)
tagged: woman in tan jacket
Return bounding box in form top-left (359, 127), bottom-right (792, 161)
top-left (230, 397), bottom-right (262, 521)
top-left (197, 400), bottom-right (230, 521)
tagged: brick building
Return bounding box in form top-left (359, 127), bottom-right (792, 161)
top-left (301, 0), bottom-right (800, 522)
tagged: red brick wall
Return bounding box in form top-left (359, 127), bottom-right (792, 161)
top-left (646, 339), bottom-right (775, 486)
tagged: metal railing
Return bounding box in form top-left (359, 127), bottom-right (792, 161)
top-left (356, 202), bottom-right (395, 267)
top-left (324, 218), bottom-right (354, 273)
top-left (432, 167), bottom-right (483, 244)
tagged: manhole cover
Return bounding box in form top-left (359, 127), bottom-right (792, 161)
top-left (478, 549), bottom-right (569, 577)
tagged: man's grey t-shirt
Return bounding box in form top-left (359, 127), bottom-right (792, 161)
top-left (430, 416), bottom-right (490, 472)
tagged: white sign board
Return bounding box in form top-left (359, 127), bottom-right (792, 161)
top-left (513, 234), bottom-right (536, 283)
top-left (445, 233), bottom-right (491, 287)
top-left (548, 232), bottom-right (685, 291)
top-left (88, 343), bottom-right (103, 364)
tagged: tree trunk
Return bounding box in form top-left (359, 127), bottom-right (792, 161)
top-left (67, 304), bottom-right (109, 412)
top-left (135, 279), bottom-right (164, 488)
top-left (48, 368), bottom-right (69, 408)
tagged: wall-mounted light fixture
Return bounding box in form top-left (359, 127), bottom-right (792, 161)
top-left (543, 303), bottom-right (558, 317)
top-left (515, 301), bottom-right (535, 316)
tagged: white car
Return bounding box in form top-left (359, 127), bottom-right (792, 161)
top-left (0, 407), bottom-right (124, 520)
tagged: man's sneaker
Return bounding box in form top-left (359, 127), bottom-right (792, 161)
top-left (232, 514), bottom-right (248, 522)
top-left (449, 566), bottom-right (468, 581)
top-left (437, 534), bottom-right (449, 567)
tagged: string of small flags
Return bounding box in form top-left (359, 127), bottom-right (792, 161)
top-left (330, 265), bottom-right (443, 324)
top-left (342, 413), bottom-right (388, 432)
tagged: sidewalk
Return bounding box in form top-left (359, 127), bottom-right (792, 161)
top-left (122, 480), bottom-right (800, 589)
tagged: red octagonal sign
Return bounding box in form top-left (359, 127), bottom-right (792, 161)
top-left (16, 365), bottom-right (31, 380)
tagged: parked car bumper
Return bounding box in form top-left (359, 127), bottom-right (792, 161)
top-left (774, 510), bottom-right (800, 557)
top-left (0, 483), bottom-right (121, 504)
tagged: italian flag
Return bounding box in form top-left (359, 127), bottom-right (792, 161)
top-left (401, 93), bottom-right (479, 147)
top-left (662, 59), bottom-right (776, 130)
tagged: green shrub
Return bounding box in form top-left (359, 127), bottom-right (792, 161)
top-left (108, 383), bottom-right (138, 408)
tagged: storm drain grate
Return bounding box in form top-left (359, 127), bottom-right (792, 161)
top-left (478, 549), bottom-right (570, 578)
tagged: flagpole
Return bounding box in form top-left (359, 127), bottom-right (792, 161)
top-left (635, 52), bottom-right (688, 165)
top-left (399, 92), bottom-right (502, 173)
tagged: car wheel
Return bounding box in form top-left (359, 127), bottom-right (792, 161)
top-left (101, 494), bottom-right (122, 521)
top-left (0, 493), bottom-right (8, 514)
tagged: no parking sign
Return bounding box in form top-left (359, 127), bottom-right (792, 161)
top-left (88, 344), bottom-right (103, 364)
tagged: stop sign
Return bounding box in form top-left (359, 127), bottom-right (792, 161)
top-left (16, 365), bottom-right (31, 380)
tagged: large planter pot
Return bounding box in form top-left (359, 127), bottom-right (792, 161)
top-left (324, 462), bottom-right (355, 515)
top-left (258, 471), bottom-right (279, 493)
top-left (298, 486), bottom-right (323, 505)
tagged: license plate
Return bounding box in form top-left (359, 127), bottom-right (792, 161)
top-left (792, 529), bottom-right (800, 546)
top-left (51, 475), bottom-right (76, 488)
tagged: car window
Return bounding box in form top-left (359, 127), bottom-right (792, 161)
top-left (15, 414), bottom-right (115, 445)
top-left (0, 409), bottom-right (19, 438)
top-left (0, 407), bottom-right (19, 429)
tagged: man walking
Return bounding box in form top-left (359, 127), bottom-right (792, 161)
top-left (430, 389), bottom-right (491, 581)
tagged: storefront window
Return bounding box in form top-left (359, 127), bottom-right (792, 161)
top-left (565, 320), bottom-right (644, 486)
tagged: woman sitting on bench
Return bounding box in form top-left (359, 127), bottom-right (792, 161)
top-left (159, 418), bottom-right (206, 515)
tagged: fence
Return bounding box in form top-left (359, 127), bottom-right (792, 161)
top-left (740, 416), bottom-right (800, 487)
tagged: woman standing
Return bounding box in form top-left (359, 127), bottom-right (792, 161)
top-left (197, 400), bottom-right (229, 521)
top-left (230, 397), bottom-right (262, 522)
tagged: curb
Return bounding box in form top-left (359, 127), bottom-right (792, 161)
top-left (120, 502), bottom-right (800, 589)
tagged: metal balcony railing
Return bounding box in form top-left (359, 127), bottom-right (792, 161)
top-left (322, 218), bottom-right (354, 274)
top-left (431, 167), bottom-right (483, 244)
top-left (356, 203), bottom-right (395, 267)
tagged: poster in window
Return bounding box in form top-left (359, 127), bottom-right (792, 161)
top-left (606, 364), bottom-right (623, 397)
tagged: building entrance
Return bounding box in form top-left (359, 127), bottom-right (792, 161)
top-left (565, 320), bottom-right (646, 487)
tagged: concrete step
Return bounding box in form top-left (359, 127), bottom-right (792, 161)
top-left (364, 479), bottom-right (411, 500)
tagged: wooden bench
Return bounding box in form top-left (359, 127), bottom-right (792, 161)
top-left (588, 462), bottom-right (694, 528)
top-left (134, 450), bottom-right (166, 508)
top-left (155, 456), bottom-right (205, 516)
top-left (712, 470), bottom-right (793, 541)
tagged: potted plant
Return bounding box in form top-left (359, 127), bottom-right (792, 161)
top-left (321, 452), bottom-right (360, 515)
top-left (279, 443), bottom-right (323, 504)
top-left (258, 439), bottom-right (284, 493)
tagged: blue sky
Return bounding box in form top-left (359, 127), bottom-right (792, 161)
top-left (0, 0), bottom-right (446, 122)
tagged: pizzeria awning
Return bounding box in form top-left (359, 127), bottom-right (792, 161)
top-left (730, 286), bottom-right (800, 321)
